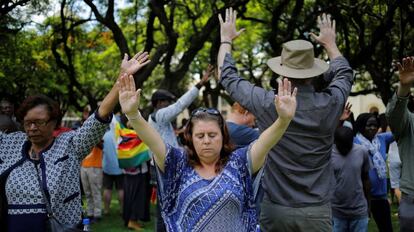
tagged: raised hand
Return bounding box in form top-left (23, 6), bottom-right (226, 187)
top-left (218, 7), bottom-right (245, 43)
top-left (199, 64), bottom-right (214, 85)
top-left (275, 78), bottom-right (297, 121)
top-left (120, 51), bottom-right (150, 75)
top-left (310, 13), bottom-right (336, 48)
top-left (118, 74), bottom-right (141, 117)
top-left (310, 13), bottom-right (341, 59)
top-left (396, 56), bottom-right (414, 86)
top-left (340, 102), bottom-right (352, 121)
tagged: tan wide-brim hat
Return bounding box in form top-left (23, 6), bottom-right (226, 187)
top-left (267, 40), bottom-right (329, 79)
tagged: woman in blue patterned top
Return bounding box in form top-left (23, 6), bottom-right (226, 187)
top-left (0, 51), bottom-right (150, 232)
top-left (118, 75), bottom-right (297, 231)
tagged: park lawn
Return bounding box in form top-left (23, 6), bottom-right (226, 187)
top-left (368, 200), bottom-right (400, 232)
top-left (90, 194), bottom-right (400, 231)
top-left (88, 193), bottom-right (156, 232)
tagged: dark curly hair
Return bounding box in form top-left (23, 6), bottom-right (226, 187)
top-left (16, 94), bottom-right (61, 129)
top-left (184, 109), bottom-right (234, 173)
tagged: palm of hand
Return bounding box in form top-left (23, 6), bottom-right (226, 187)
top-left (119, 91), bottom-right (139, 113)
top-left (399, 64), bottom-right (414, 85)
top-left (221, 23), bottom-right (238, 40)
top-left (121, 59), bottom-right (141, 75)
top-left (276, 96), bottom-right (296, 120)
top-left (340, 110), bottom-right (351, 121)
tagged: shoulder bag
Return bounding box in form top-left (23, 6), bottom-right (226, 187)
top-left (34, 163), bottom-right (81, 232)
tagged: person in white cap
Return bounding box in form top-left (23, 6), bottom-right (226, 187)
top-left (217, 8), bottom-right (353, 231)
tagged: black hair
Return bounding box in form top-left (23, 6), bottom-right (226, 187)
top-left (16, 95), bottom-right (61, 129)
top-left (354, 113), bottom-right (379, 135)
top-left (334, 126), bottom-right (354, 156)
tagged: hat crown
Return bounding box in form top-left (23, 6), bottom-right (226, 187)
top-left (281, 40), bottom-right (315, 70)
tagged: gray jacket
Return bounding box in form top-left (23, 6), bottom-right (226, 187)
top-left (220, 53), bottom-right (353, 207)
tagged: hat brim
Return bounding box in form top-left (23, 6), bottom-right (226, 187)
top-left (267, 56), bottom-right (329, 79)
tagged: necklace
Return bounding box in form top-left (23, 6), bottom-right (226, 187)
top-left (29, 148), bottom-right (40, 160)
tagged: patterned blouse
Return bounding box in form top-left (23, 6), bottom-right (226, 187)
top-left (0, 112), bottom-right (110, 230)
top-left (157, 145), bottom-right (257, 232)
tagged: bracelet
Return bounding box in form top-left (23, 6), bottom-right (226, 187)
top-left (221, 41), bottom-right (232, 46)
top-left (126, 112), bottom-right (141, 121)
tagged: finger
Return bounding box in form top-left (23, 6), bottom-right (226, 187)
top-left (123, 53), bottom-right (129, 62)
top-left (129, 75), bottom-right (136, 92)
top-left (309, 32), bottom-right (318, 41)
top-left (327, 14), bottom-right (331, 25)
top-left (132, 51), bottom-right (143, 60)
top-left (229, 7), bottom-right (233, 22)
top-left (404, 57), bottom-right (412, 68)
top-left (277, 78), bottom-right (283, 97)
top-left (403, 58), bottom-right (409, 68)
top-left (287, 79), bottom-right (291, 96)
top-left (317, 15), bottom-right (321, 26)
top-left (332, 19), bottom-right (336, 32)
top-left (124, 74), bottom-right (131, 91)
top-left (274, 95), bottom-right (280, 106)
top-left (120, 73), bottom-right (127, 91)
top-left (140, 60), bottom-right (151, 67)
top-left (292, 87), bottom-right (298, 97)
top-left (322, 13), bottom-right (327, 25)
top-left (233, 10), bottom-right (237, 24)
top-left (136, 89), bottom-right (142, 103)
top-left (237, 28), bottom-right (246, 36)
top-left (218, 14), bottom-right (224, 25)
top-left (226, 8), bottom-right (229, 21)
top-left (396, 62), bottom-right (403, 72)
top-left (284, 78), bottom-right (289, 96)
top-left (136, 52), bottom-right (148, 62)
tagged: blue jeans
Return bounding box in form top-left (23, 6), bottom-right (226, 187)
top-left (332, 217), bottom-right (368, 232)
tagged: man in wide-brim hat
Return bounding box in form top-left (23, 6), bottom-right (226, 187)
top-left (217, 8), bottom-right (354, 232)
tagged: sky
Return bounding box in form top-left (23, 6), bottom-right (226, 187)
top-left (30, 0), bottom-right (132, 25)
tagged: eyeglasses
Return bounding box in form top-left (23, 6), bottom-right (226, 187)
top-left (191, 107), bottom-right (221, 117)
top-left (23, 120), bottom-right (51, 129)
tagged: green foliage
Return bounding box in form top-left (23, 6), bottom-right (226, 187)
top-left (0, 0), bottom-right (412, 109)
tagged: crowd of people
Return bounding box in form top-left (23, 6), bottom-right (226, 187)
top-left (0, 6), bottom-right (413, 232)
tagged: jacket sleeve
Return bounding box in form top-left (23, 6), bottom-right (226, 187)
top-left (386, 93), bottom-right (413, 141)
top-left (70, 111), bottom-right (111, 161)
top-left (323, 56), bottom-right (354, 107)
top-left (154, 87), bottom-right (199, 124)
top-left (219, 53), bottom-right (275, 116)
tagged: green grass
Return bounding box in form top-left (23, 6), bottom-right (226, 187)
top-left (87, 193), bottom-right (155, 232)
top-left (90, 193), bottom-right (400, 231)
top-left (368, 200), bottom-right (400, 232)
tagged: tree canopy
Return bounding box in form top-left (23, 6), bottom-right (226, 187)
top-left (1, 0), bottom-right (413, 114)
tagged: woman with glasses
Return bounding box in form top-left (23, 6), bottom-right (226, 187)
top-left (118, 74), bottom-right (297, 231)
top-left (353, 113), bottom-right (394, 232)
top-left (0, 51), bottom-right (150, 231)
